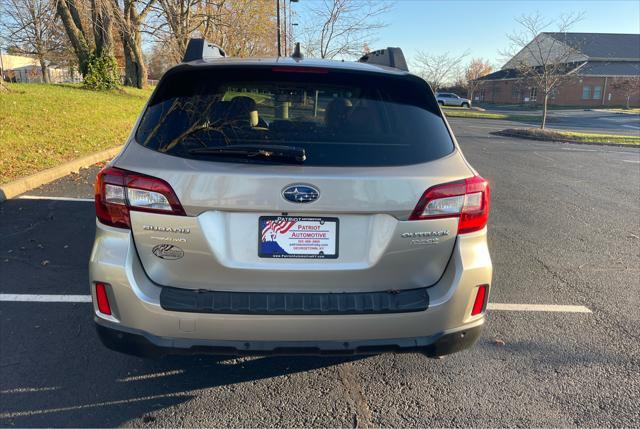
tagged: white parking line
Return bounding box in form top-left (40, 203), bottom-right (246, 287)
top-left (117, 370), bottom-right (185, 383)
top-left (0, 294), bottom-right (592, 313)
top-left (0, 294), bottom-right (92, 303)
top-left (487, 303), bottom-right (591, 313)
top-left (0, 386), bottom-right (60, 394)
top-left (560, 147), bottom-right (598, 152)
top-left (0, 392), bottom-right (188, 419)
top-left (18, 195), bottom-right (94, 202)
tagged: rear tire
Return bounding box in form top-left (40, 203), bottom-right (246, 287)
top-left (438, 101), bottom-right (445, 106)
top-left (462, 102), bottom-right (470, 108)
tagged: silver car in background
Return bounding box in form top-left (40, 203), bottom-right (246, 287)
top-left (90, 41), bottom-right (492, 357)
top-left (436, 92), bottom-right (472, 108)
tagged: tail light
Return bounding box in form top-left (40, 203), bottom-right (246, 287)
top-left (409, 176), bottom-right (490, 234)
top-left (471, 284), bottom-right (488, 316)
top-left (95, 166), bottom-right (186, 229)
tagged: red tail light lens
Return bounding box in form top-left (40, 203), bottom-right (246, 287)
top-left (471, 284), bottom-right (488, 316)
top-left (409, 176), bottom-right (490, 234)
top-left (95, 283), bottom-right (112, 315)
top-left (95, 166), bottom-right (186, 229)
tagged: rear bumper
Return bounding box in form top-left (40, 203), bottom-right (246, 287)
top-left (96, 318), bottom-right (483, 357)
top-left (89, 221), bottom-right (492, 355)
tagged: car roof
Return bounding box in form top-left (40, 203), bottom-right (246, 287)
top-left (174, 56), bottom-right (412, 76)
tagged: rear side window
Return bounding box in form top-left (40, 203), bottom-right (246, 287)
top-left (136, 67), bottom-right (454, 167)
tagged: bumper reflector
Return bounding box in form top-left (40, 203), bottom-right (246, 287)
top-left (95, 283), bottom-right (112, 315)
top-left (471, 285), bottom-right (487, 316)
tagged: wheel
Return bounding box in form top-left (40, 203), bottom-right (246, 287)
top-left (438, 100), bottom-right (444, 106)
top-left (462, 102), bottom-right (470, 108)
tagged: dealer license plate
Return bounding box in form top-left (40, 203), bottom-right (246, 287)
top-left (258, 216), bottom-right (338, 259)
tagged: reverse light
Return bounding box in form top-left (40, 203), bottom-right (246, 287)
top-left (95, 283), bottom-right (112, 315)
top-left (471, 284), bottom-right (488, 316)
top-left (409, 176), bottom-right (490, 234)
top-left (95, 166), bottom-right (186, 229)
top-left (127, 188), bottom-right (172, 210)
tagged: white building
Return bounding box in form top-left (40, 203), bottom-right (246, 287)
top-left (0, 54), bottom-right (80, 84)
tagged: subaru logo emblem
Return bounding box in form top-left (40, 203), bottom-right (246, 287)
top-left (282, 184), bottom-right (320, 203)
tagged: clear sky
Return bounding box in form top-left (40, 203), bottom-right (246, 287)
top-left (293, 0), bottom-right (640, 68)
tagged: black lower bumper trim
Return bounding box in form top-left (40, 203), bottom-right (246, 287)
top-left (160, 286), bottom-right (429, 315)
top-left (95, 322), bottom-right (483, 358)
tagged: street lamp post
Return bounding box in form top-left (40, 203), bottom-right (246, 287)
top-left (277, 0), bottom-right (298, 57)
top-left (276, 0), bottom-right (282, 57)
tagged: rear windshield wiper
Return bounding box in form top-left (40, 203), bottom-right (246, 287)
top-left (187, 144), bottom-right (307, 163)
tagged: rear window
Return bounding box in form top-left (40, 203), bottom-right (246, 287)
top-left (135, 67), bottom-right (454, 167)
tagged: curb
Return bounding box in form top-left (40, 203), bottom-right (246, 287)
top-left (0, 146), bottom-right (123, 202)
top-left (491, 130), bottom-right (639, 149)
top-left (591, 109), bottom-right (640, 116)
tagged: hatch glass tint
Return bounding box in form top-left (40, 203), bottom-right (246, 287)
top-left (136, 68), bottom-right (454, 167)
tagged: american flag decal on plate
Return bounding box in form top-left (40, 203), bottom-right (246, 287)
top-left (261, 219), bottom-right (297, 242)
top-left (258, 216), bottom-right (339, 259)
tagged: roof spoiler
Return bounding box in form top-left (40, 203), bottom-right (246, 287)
top-left (358, 47), bottom-right (408, 71)
top-left (182, 38), bottom-right (226, 62)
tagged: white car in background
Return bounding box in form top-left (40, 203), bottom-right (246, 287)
top-left (436, 92), bottom-right (472, 108)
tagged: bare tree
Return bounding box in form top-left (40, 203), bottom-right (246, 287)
top-left (154, 0), bottom-right (202, 63)
top-left (610, 76), bottom-right (640, 109)
top-left (149, 0), bottom-right (276, 65)
top-left (144, 42), bottom-right (171, 79)
top-left (413, 51), bottom-right (468, 92)
top-left (202, 0), bottom-right (276, 58)
top-left (503, 12), bottom-right (584, 128)
top-left (111, 0), bottom-right (154, 88)
top-left (56, 0), bottom-right (115, 75)
top-left (0, 0), bottom-right (64, 83)
top-left (56, 0), bottom-right (92, 74)
top-left (300, 0), bottom-right (392, 59)
top-left (91, 0), bottom-right (115, 56)
top-left (464, 58), bottom-right (493, 102)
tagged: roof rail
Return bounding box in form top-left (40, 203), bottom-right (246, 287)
top-left (182, 38), bottom-right (226, 62)
top-left (358, 47), bottom-right (408, 71)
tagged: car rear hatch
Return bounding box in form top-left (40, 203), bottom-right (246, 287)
top-left (98, 64), bottom-right (486, 295)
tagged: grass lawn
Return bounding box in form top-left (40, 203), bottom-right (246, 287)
top-left (0, 83), bottom-right (153, 184)
top-left (494, 128), bottom-right (640, 146)
top-left (443, 108), bottom-right (539, 123)
top-left (222, 90), bottom-right (270, 105)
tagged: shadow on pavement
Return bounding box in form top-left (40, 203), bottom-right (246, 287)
top-left (0, 198), bottom-right (362, 426)
top-left (1, 324), bottom-right (360, 427)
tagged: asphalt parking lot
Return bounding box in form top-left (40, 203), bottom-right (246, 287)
top-left (1, 118), bottom-right (639, 427)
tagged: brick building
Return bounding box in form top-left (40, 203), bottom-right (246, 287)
top-left (475, 33), bottom-right (640, 107)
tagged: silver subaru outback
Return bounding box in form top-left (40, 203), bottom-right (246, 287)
top-left (90, 42), bottom-right (492, 357)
